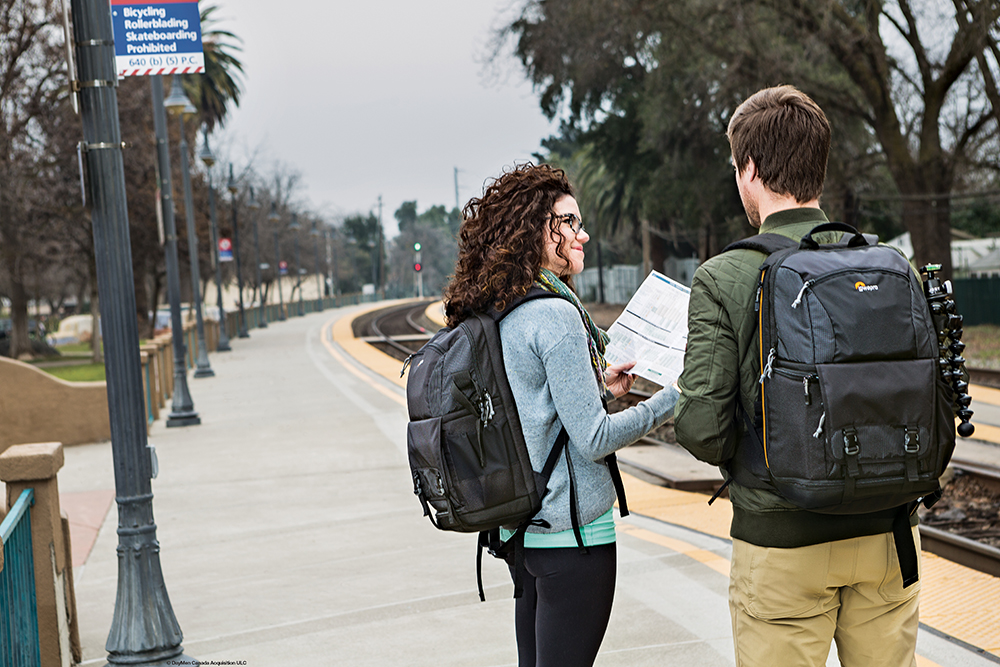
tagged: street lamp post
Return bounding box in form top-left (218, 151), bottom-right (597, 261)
top-left (269, 203), bottom-right (287, 321)
top-left (68, 1), bottom-right (190, 660)
top-left (328, 227), bottom-right (339, 302)
top-left (199, 129), bottom-right (231, 352)
top-left (152, 80), bottom-right (200, 428)
top-left (311, 220), bottom-right (324, 312)
top-left (227, 165), bottom-right (249, 338)
top-left (248, 187), bottom-right (267, 328)
top-left (164, 78), bottom-right (213, 378)
top-left (290, 213), bottom-right (304, 316)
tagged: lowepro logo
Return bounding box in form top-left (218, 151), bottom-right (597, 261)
top-left (855, 281), bottom-right (879, 293)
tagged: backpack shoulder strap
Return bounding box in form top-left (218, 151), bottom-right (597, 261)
top-left (722, 233), bottom-right (798, 256)
top-left (489, 286), bottom-right (560, 324)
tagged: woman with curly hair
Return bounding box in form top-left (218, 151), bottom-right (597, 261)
top-left (443, 163), bottom-right (678, 667)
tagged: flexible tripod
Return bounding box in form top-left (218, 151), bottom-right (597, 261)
top-left (921, 264), bottom-right (975, 437)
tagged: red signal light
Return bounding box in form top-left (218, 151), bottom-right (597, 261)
top-left (414, 262), bottom-right (422, 272)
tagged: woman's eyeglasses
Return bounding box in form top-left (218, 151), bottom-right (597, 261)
top-left (554, 213), bottom-right (585, 235)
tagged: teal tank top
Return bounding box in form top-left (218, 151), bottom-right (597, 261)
top-left (500, 508), bottom-right (616, 548)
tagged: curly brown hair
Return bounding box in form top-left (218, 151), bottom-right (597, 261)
top-left (443, 163), bottom-right (575, 327)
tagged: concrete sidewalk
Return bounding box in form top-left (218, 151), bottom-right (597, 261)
top-left (66, 303), bottom-right (531, 666)
top-left (60, 302), bottom-right (999, 666)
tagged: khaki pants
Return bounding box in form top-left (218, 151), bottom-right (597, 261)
top-left (730, 528), bottom-right (920, 667)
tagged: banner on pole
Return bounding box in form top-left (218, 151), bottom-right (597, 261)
top-left (111, 0), bottom-right (204, 77)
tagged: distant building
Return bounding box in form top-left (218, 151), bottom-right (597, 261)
top-left (886, 231), bottom-right (1000, 277)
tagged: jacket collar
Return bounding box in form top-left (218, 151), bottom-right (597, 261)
top-left (759, 207), bottom-right (829, 234)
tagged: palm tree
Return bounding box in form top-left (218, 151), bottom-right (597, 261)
top-left (181, 4), bottom-right (245, 130)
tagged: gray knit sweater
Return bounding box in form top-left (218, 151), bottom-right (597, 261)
top-left (499, 298), bottom-right (679, 533)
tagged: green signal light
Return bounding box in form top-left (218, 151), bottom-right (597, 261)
top-left (414, 242), bottom-right (422, 251)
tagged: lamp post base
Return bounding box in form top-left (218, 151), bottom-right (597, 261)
top-left (216, 340), bottom-right (231, 352)
top-left (105, 650), bottom-right (198, 666)
top-left (166, 412), bottom-right (201, 427)
top-left (194, 367), bottom-right (215, 378)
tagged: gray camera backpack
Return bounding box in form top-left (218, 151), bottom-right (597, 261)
top-left (404, 288), bottom-right (629, 599)
top-left (723, 222), bottom-right (958, 586)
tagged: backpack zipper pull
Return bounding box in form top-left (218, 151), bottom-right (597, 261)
top-left (803, 375), bottom-right (811, 405)
top-left (791, 280), bottom-right (813, 308)
top-left (759, 348), bottom-right (776, 384)
top-left (812, 411), bottom-right (826, 438)
top-left (401, 354), bottom-right (414, 378)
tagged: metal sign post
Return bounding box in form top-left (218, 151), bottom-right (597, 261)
top-left (112, 0), bottom-right (204, 425)
top-left (68, 0), bottom-right (197, 663)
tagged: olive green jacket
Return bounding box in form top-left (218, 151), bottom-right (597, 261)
top-left (674, 208), bottom-right (910, 547)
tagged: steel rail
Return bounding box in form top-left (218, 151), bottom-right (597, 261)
top-left (371, 303), bottom-right (433, 356)
top-left (967, 366), bottom-right (1000, 388)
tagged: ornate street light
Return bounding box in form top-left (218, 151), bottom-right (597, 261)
top-left (227, 165), bottom-right (250, 338)
top-left (269, 202), bottom-right (287, 321)
top-left (165, 77), bottom-right (213, 377)
top-left (154, 81), bottom-right (201, 427)
top-left (198, 129), bottom-right (231, 352)
top-left (327, 226), bottom-right (339, 304)
top-left (248, 187), bottom-right (267, 328)
top-left (289, 213), bottom-right (304, 316)
top-left (311, 220), bottom-right (324, 312)
top-left (69, 0), bottom-right (191, 656)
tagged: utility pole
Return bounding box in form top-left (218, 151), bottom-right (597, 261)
top-left (376, 195), bottom-right (383, 296)
top-left (454, 166), bottom-right (460, 212)
top-left (68, 0), bottom-right (190, 663)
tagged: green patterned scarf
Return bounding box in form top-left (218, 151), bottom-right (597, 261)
top-left (536, 268), bottom-right (610, 394)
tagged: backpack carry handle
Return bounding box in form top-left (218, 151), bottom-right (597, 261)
top-left (800, 222), bottom-right (868, 250)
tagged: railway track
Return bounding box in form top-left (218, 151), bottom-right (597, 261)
top-left (967, 365), bottom-right (1000, 389)
top-left (356, 301), bottom-right (435, 360)
top-left (920, 460), bottom-right (1000, 577)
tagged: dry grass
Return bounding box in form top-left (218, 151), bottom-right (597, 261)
top-left (963, 325), bottom-right (1000, 369)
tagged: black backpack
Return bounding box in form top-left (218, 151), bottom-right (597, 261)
top-left (403, 288), bottom-right (628, 600)
top-left (723, 222), bottom-right (964, 586)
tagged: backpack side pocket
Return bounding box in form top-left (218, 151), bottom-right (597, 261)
top-left (407, 417), bottom-right (461, 530)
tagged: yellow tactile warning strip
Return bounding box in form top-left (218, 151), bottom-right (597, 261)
top-left (424, 301), bottom-right (446, 328)
top-left (920, 552), bottom-right (1000, 657)
top-left (329, 300), bottom-right (411, 390)
top-left (620, 472), bottom-right (1000, 660)
top-left (619, 472), bottom-right (733, 540)
top-left (970, 383), bottom-right (1000, 407)
top-left (967, 384), bottom-right (1000, 446)
top-left (344, 302), bottom-right (1000, 660)
top-left (616, 522), bottom-right (731, 577)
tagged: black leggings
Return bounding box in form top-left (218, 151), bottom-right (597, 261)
top-left (510, 543), bottom-right (617, 667)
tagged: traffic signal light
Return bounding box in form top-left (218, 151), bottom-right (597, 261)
top-left (413, 242), bottom-right (422, 252)
top-left (414, 262), bottom-right (422, 272)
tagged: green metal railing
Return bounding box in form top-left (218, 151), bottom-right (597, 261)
top-left (222, 292), bottom-right (378, 338)
top-left (0, 488), bottom-right (41, 667)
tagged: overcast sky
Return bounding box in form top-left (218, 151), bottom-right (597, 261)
top-left (210, 0), bottom-right (556, 237)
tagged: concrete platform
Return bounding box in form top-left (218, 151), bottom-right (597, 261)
top-left (56, 302), bottom-right (999, 666)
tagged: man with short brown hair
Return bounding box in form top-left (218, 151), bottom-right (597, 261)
top-left (674, 85), bottom-right (920, 666)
